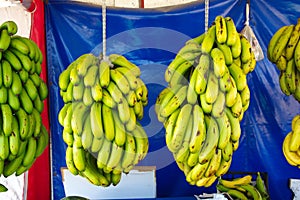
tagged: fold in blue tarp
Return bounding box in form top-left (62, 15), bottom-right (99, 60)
top-left (45, 1), bottom-right (300, 200)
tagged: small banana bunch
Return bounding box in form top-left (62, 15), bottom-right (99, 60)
top-left (267, 18), bottom-right (300, 102)
top-left (0, 21), bottom-right (49, 179)
top-left (155, 15), bottom-right (256, 187)
top-left (58, 53), bottom-right (149, 186)
top-left (282, 114), bottom-right (300, 167)
top-left (217, 173), bottom-right (269, 200)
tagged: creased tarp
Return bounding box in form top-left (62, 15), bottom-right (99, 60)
top-left (45, 1), bottom-right (300, 200)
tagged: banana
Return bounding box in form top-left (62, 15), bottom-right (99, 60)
top-left (239, 184), bottom-right (263, 200)
top-left (1, 104), bottom-right (12, 137)
top-left (164, 108), bottom-right (180, 153)
top-left (295, 38), bottom-right (300, 70)
top-left (35, 125), bottom-right (48, 158)
top-left (115, 66), bottom-right (139, 90)
top-left (240, 85), bottom-right (250, 107)
top-left (225, 108), bottom-right (241, 142)
top-left (17, 139), bottom-right (28, 157)
top-left (102, 89), bottom-right (116, 108)
top-left (242, 51), bottom-right (256, 74)
top-left (222, 141), bottom-right (233, 162)
top-left (102, 103), bottom-right (115, 141)
top-left (62, 102), bottom-right (75, 133)
top-left (216, 42), bottom-right (233, 65)
top-left (38, 80), bottom-right (48, 101)
top-left (0, 131), bottom-right (9, 161)
top-left (96, 138), bottom-right (112, 169)
top-left (107, 81), bottom-right (124, 104)
top-left (90, 102), bottom-right (104, 139)
top-left (219, 68), bottom-right (231, 92)
top-left (218, 175), bottom-right (252, 189)
top-left (225, 76), bottom-right (238, 107)
top-left (73, 146), bottom-right (86, 171)
top-left (231, 32), bottom-right (242, 59)
top-left (155, 87), bottom-right (170, 115)
top-left (231, 92), bottom-right (243, 118)
top-left (285, 58), bottom-right (296, 94)
top-left (0, 29), bottom-right (11, 52)
top-left (117, 97), bottom-right (131, 124)
top-left (194, 53), bottom-right (210, 94)
top-left (215, 15), bottom-right (227, 44)
top-left (283, 132), bottom-right (300, 166)
top-left (112, 109), bottom-right (126, 146)
top-left (11, 71), bottom-right (23, 95)
top-left (2, 48), bottom-right (22, 71)
top-left (200, 93), bottom-right (212, 114)
top-left (216, 113), bottom-right (231, 150)
top-left (18, 69), bottom-right (29, 84)
top-left (121, 133), bottom-right (136, 170)
top-left (205, 71), bottom-right (219, 104)
top-left (189, 104), bottom-right (206, 153)
top-left (110, 68), bottom-right (130, 95)
top-left (279, 71), bottom-right (291, 96)
top-left (111, 172), bottom-right (122, 186)
top-left (18, 37), bottom-right (36, 61)
top-left (186, 68), bottom-right (198, 105)
top-left (165, 53), bottom-right (197, 83)
top-left (109, 54), bottom-right (141, 77)
top-left (240, 34), bottom-right (252, 63)
top-left (211, 91), bottom-right (226, 118)
top-left (202, 175), bottom-right (218, 187)
top-left (10, 36), bottom-right (29, 55)
top-left (134, 99), bottom-right (144, 120)
top-left (160, 85), bottom-right (188, 118)
top-left (229, 62), bottom-right (247, 92)
top-left (24, 78), bottom-right (38, 101)
top-left (81, 115), bottom-right (93, 150)
top-left (16, 108), bottom-right (30, 140)
top-left (186, 33), bottom-right (205, 45)
top-left (76, 53), bottom-right (98, 77)
top-left (3, 151), bottom-right (25, 177)
top-left (169, 60), bottom-right (193, 88)
top-left (2, 59), bottom-right (13, 88)
top-left (59, 62), bottom-right (75, 91)
top-left (198, 115), bottom-right (219, 164)
top-left (90, 135), bottom-right (104, 153)
top-left (10, 48), bottom-right (32, 72)
top-left (204, 149), bottom-right (222, 177)
top-left (138, 78), bottom-right (148, 104)
top-left (177, 42), bottom-right (201, 56)
top-left (132, 124), bottom-right (148, 162)
top-left (215, 156), bottom-right (232, 177)
top-left (225, 17), bottom-right (238, 46)
top-left (187, 151), bottom-right (200, 167)
top-left (227, 189), bottom-right (248, 200)
top-left (83, 87), bottom-right (93, 106)
top-left (169, 103), bottom-right (192, 152)
top-left (255, 172), bottom-right (269, 199)
top-left (91, 80), bottom-right (103, 102)
top-left (22, 136), bottom-right (37, 167)
top-left (71, 102), bottom-right (89, 135)
top-left (105, 141), bottom-right (124, 173)
top-left (62, 129), bottom-right (73, 147)
top-left (65, 146), bottom-right (79, 175)
top-left (210, 47), bottom-right (226, 78)
top-left (187, 161), bottom-right (209, 182)
top-left (272, 25), bottom-right (294, 63)
top-left (0, 87), bottom-right (7, 104)
top-left (125, 107), bottom-right (136, 132)
top-left (0, 21), bottom-right (18, 36)
top-left (201, 24), bottom-right (216, 53)
top-left (0, 183), bottom-right (8, 192)
top-left (83, 64), bottom-right (98, 87)
top-left (9, 116), bottom-right (20, 156)
top-left (174, 118), bottom-right (192, 163)
top-left (126, 90), bottom-right (137, 107)
top-left (285, 23), bottom-right (300, 61)
top-left (70, 67), bottom-right (81, 86)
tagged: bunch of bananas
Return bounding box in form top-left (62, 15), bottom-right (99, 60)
top-left (267, 18), bottom-right (300, 102)
top-left (155, 15), bottom-right (256, 187)
top-left (217, 173), bottom-right (269, 200)
top-left (58, 53), bottom-right (149, 186)
top-left (0, 21), bottom-right (49, 179)
top-left (282, 114), bottom-right (300, 167)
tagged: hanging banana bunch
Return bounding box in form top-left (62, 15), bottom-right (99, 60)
top-left (58, 53), bottom-right (149, 187)
top-left (155, 15), bottom-right (257, 187)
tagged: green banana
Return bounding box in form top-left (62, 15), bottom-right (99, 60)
top-left (174, 118), bottom-right (192, 163)
top-left (132, 124), bottom-right (148, 164)
top-left (240, 34), bottom-right (252, 63)
top-left (62, 102), bottom-right (74, 133)
top-left (24, 78), bottom-right (38, 101)
top-left (96, 138), bottom-right (112, 169)
top-left (215, 15), bottom-right (227, 44)
top-left (112, 109), bottom-right (126, 146)
top-left (169, 60), bottom-right (193, 88)
top-left (200, 93), bottom-right (212, 114)
top-left (121, 132), bottom-right (136, 170)
top-left (285, 58), bottom-right (296, 93)
top-left (90, 102), bottom-right (104, 139)
top-left (0, 21), bottom-right (18, 35)
top-left (0, 183), bottom-right (8, 192)
top-left (294, 36), bottom-right (300, 70)
top-left (1, 104), bottom-right (12, 137)
top-left (106, 81), bottom-right (124, 104)
top-left (16, 108), bottom-right (30, 140)
top-left (76, 53), bottom-right (98, 77)
top-left (227, 189), bottom-right (248, 200)
top-left (218, 175), bottom-right (252, 189)
top-left (110, 68), bottom-right (130, 95)
top-left (255, 172), bottom-right (269, 199)
top-left (59, 62), bottom-right (75, 91)
top-left (82, 87), bottom-right (93, 106)
top-left (18, 36), bottom-right (36, 61)
top-left (18, 69), bottom-right (29, 84)
top-left (225, 76), bottom-right (238, 107)
top-left (2, 49), bottom-right (22, 71)
top-left (231, 92), bottom-right (243, 118)
top-left (38, 80), bottom-right (48, 101)
top-left (111, 172), bottom-right (122, 186)
top-left (186, 68), bottom-right (198, 105)
top-left (65, 146), bottom-right (79, 175)
top-left (117, 97), bottom-right (131, 124)
top-left (210, 47), bottom-right (226, 78)
top-left (279, 71), bottom-right (291, 96)
top-left (2, 59), bottom-right (13, 88)
top-left (239, 184), bottom-right (263, 200)
top-left (205, 71), bottom-right (219, 104)
top-left (219, 68), bottom-right (231, 92)
top-left (10, 36), bottom-right (29, 55)
top-left (0, 29), bottom-right (11, 52)
top-left (225, 17), bottom-right (238, 46)
top-left (69, 67), bottom-right (80, 86)
top-left (241, 85), bottom-right (250, 107)
top-left (9, 116), bottom-right (20, 156)
top-left (109, 54), bottom-right (141, 77)
top-left (81, 115), bottom-right (93, 150)
top-left (198, 115), bottom-right (219, 164)
top-left (105, 141), bottom-right (124, 173)
top-left (62, 129), bottom-right (73, 147)
top-left (102, 89), bottom-right (116, 108)
top-left (22, 136), bottom-right (37, 167)
top-left (11, 71), bottom-right (23, 95)
top-left (164, 108), bottom-right (180, 153)
top-left (116, 66), bottom-right (139, 90)
top-left (194, 53), bottom-right (210, 94)
top-left (35, 125), bottom-right (48, 158)
top-left (91, 80), bottom-right (103, 102)
top-left (71, 102), bottom-right (89, 135)
top-left (0, 87), bottom-right (7, 104)
top-left (90, 135), bottom-right (104, 153)
top-left (216, 42), bottom-right (233, 65)
top-left (201, 24), bottom-right (216, 53)
top-left (3, 151), bottom-right (25, 177)
top-left (102, 103), bottom-right (115, 141)
top-left (216, 113), bottom-right (231, 150)
top-left (10, 48), bottom-right (32, 72)
top-left (211, 91), bottom-right (226, 118)
top-left (221, 141), bottom-right (233, 162)
top-left (225, 108), bottom-right (241, 142)
top-left (125, 107), bottom-right (136, 132)
top-left (73, 146), bottom-right (86, 172)
top-left (231, 32), bottom-right (242, 58)
top-left (285, 23), bottom-right (300, 61)
top-left (83, 64), bottom-right (98, 87)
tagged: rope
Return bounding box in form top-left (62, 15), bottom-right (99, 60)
top-left (204, 0), bottom-right (209, 32)
top-left (102, 0), bottom-right (107, 60)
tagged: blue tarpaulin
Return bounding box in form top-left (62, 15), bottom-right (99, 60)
top-left (45, 1), bottom-right (300, 199)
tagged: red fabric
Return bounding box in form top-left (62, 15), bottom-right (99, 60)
top-left (27, 0), bottom-right (51, 200)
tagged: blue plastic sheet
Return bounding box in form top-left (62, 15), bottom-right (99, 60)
top-left (45, 1), bottom-right (300, 199)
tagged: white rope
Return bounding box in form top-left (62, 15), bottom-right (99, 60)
top-left (102, 0), bottom-right (107, 60)
top-left (204, 0), bottom-right (209, 32)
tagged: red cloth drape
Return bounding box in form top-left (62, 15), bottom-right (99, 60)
top-left (27, 0), bottom-right (51, 199)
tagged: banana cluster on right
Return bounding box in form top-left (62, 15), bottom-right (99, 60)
top-left (282, 114), bottom-right (300, 167)
top-left (216, 173), bottom-right (269, 200)
top-left (155, 15), bottom-right (256, 187)
top-left (58, 53), bottom-right (149, 187)
top-left (267, 18), bottom-right (300, 102)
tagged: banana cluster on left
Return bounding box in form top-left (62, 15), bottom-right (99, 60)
top-left (0, 21), bottom-right (49, 180)
top-left (58, 53), bottom-right (149, 187)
